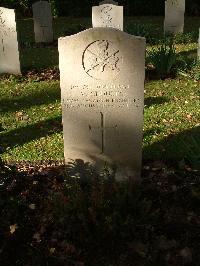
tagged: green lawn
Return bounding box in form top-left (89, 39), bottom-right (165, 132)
top-left (1, 75), bottom-right (199, 165)
top-left (0, 17), bottom-right (200, 167)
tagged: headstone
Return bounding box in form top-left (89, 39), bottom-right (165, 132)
top-left (58, 28), bottom-right (145, 180)
top-left (32, 1), bottom-right (53, 43)
top-left (164, 0), bottom-right (185, 34)
top-left (99, 0), bottom-right (118, 5)
top-left (92, 4), bottom-right (123, 30)
top-left (0, 7), bottom-right (21, 74)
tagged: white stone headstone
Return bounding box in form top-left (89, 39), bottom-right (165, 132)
top-left (92, 4), bottom-right (123, 30)
top-left (0, 7), bottom-right (21, 75)
top-left (164, 0), bottom-right (185, 34)
top-left (58, 28), bottom-right (145, 180)
top-left (32, 1), bottom-right (53, 43)
top-left (99, 0), bottom-right (118, 5)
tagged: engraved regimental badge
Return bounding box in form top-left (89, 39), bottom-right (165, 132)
top-left (82, 40), bottom-right (122, 80)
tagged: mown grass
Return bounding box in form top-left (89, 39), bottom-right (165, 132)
top-left (143, 78), bottom-right (200, 164)
top-left (0, 77), bottom-right (63, 161)
top-left (0, 73), bottom-right (199, 165)
top-left (0, 17), bottom-right (200, 167)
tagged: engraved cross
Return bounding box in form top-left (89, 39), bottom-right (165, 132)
top-left (89, 112), bottom-right (117, 154)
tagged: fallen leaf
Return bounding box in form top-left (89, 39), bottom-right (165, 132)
top-left (29, 203), bottom-right (36, 210)
top-left (50, 248), bottom-right (56, 254)
top-left (186, 114), bottom-right (192, 120)
top-left (179, 247), bottom-right (192, 263)
top-left (33, 232), bottom-right (41, 242)
top-left (10, 224), bottom-right (18, 234)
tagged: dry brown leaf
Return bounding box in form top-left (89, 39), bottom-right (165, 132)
top-left (10, 224), bottom-right (18, 234)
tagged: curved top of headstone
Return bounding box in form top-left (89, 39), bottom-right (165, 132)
top-left (99, 0), bottom-right (118, 6)
top-left (32, 0), bottom-right (51, 7)
top-left (59, 27), bottom-right (145, 42)
top-left (165, 0), bottom-right (185, 10)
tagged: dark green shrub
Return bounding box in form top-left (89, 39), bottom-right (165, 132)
top-left (147, 40), bottom-right (177, 79)
top-left (125, 22), bottom-right (161, 44)
top-left (63, 24), bottom-right (86, 36)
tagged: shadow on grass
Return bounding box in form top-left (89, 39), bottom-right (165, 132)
top-left (145, 68), bottom-right (176, 81)
top-left (143, 126), bottom-right (200, 169)
top-left (144, 96), bottom-right (169, 108)
top-left (1, 114), bottom-right (199, 170)
top-left (0, 86), bottom-right (60, 114)
top-left (20, 47), bottom-right (58, 71)
top-left (0, 116), bottom-right (62, 152)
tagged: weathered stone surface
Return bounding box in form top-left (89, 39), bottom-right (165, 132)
top-left (32, 1), bottom-right (53, 43)
top-left (164, 0), bottom-right (185, 34)
top-left (92, 4), bottom-right (123, 30)
top-left (0, 7), bottom-right (21, 74)
top-left (58, 28), bottom-right (145, 180)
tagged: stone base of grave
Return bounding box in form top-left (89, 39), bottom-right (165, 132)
top-left (64, 156), bottom-right (141, 181)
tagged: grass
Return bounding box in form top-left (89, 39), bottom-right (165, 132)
top-left (0, 77), bottom-right (63, 161)
top-left (0, 17), bottom-right (200, 167)
top-left (0, 74), bottom-right (199, 165)
top-left (143, 78), bottom-right (200, 162)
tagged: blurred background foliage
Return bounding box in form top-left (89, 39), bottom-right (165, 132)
top-left (1, 0), bottom-right (200, 17)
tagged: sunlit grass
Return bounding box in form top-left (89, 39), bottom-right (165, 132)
top-left (0, 74), bottom-right (199, 163)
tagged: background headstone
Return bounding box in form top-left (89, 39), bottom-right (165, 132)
top-left (164, 0), bottom-right (185, 34)
top-left (59, 28), bottom-right (145, 180)
top-left (92, 4), bottom-right (123, 30)
top-left (32, 1), bottom-right (53, 43)
top-left (99, 0), bottom-right (118, 5)
top-left (0, 7), bottom-right (21, 74)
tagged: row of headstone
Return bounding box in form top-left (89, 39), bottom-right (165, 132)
top-left (0, 0), bottom-right (123, 75)
top-left (0, 1), bottom-right (54, 75)
top-left (32, 0), bottom-right (189, 41)
top-left (95, 0), bottom-right (186, 35)
top-left (164, 0), bottom-right (185, 34)
top-left (0, 1), bottom-right (199, 72)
